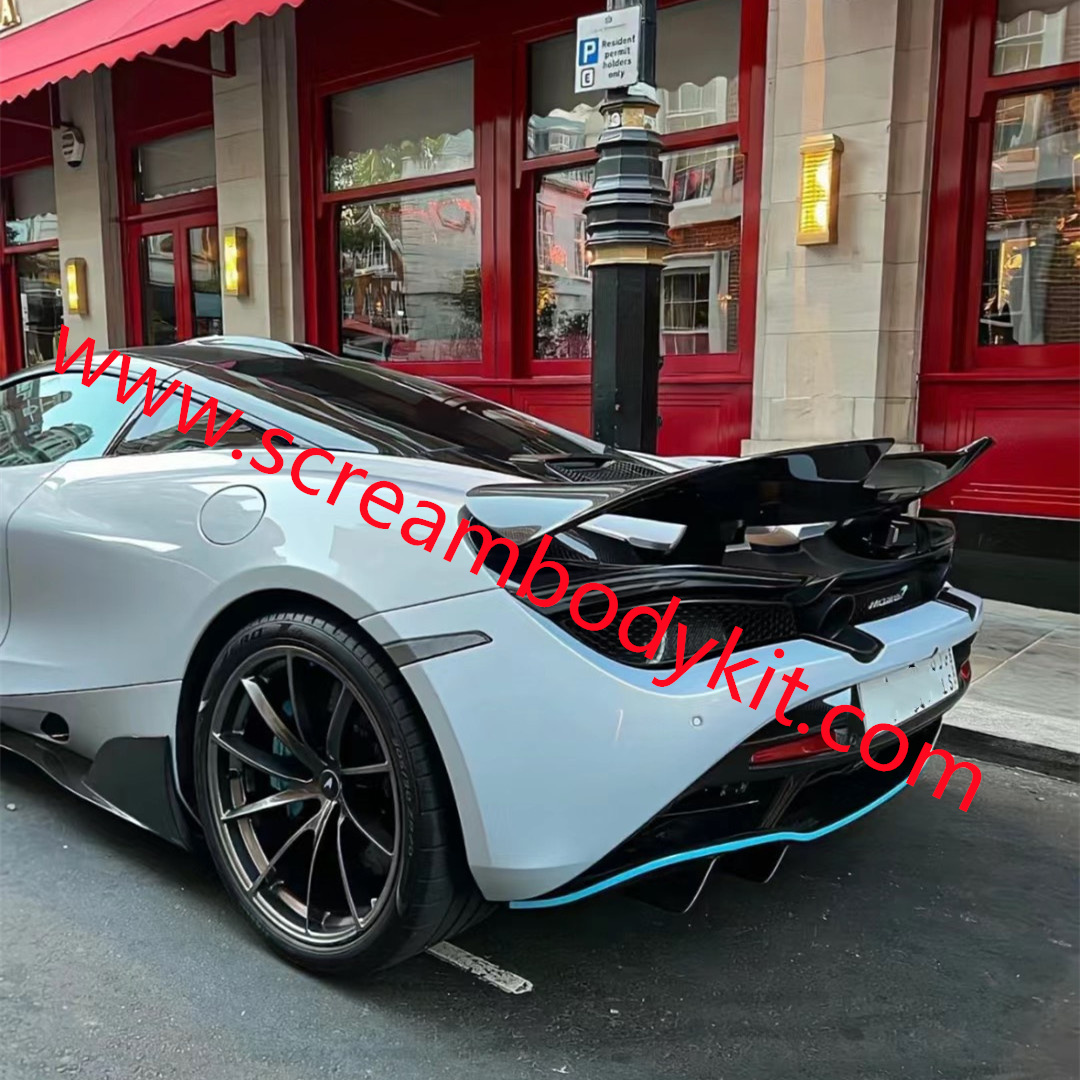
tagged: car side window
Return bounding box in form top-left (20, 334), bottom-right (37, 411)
top-left (0, 372), bottom-right (136, 468)
top-left (114, 392), bottom-right (263, 455)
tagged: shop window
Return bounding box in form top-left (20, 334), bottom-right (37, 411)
top-left (14, 252), bottom-right (62, 366)
top-left (328, 62), bottom-right (474, 191)
top-left (993, 1), bottom-right (1080, 74)
top-left (533, 143), bottom-right (741, 359)
top-left (535, 169), bottom-right (594, 359)
top-left (526, 0), bottom-right (739, 157)
top-left (978, 84), bottom-right (1080, 346)
top-left (5, 166), bottom-right (58, 246)
top-left (338, 187), bottom-right (482, 362)
top-left (135, 128), bottom-right (216, 202)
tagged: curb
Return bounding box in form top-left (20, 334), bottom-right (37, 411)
top-left (939, 724), bottom-right (1079, 784)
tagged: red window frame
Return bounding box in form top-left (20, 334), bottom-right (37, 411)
top-left (924, 0), bottom-right (1079, 379)
top-left (309, 45), bottom-right (497, 380)
top-left (514, 0), bottom-right (762, 382)
top-left (0, 156), bottom-right (60, 375)
top-left (300, 0), bottom-right (766, 394)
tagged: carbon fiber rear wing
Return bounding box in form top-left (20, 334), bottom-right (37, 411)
top-left (464, 437), bottom-right (994, 546)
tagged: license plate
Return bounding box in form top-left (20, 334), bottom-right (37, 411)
top-left (857, 649), bottom-right (958, 729)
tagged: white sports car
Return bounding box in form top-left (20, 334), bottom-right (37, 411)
top-left (0, 336), bottom-right (990, 974)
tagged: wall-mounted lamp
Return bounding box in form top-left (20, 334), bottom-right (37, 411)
top-left (796, 134), bottom-right (843, 246)
top-left (222, 226), bottom-right (249, 297)
top-left (65, 258), bottom-right (88, 315)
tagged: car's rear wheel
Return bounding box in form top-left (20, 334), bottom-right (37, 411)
top-left (193, 609), bottom-right (490, 974)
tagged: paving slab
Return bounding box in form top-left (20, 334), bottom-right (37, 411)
top-left (941, 600), bottom-right (1080, 778)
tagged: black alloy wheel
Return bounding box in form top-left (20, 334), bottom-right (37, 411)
top-left (193, 609), bottom-right (491, 974)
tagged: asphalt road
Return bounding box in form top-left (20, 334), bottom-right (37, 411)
top-left (1, 754), bottom-right (1076, 1080)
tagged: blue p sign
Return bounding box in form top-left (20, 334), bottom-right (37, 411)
top-left (578, 37), bottom-right (599, 66)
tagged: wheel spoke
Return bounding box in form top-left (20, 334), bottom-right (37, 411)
top-left (340, 798), bottom-right (395, 858)
top-left (241, 676), bottom-right (323, 774)
top-left (304, 802), bottom-right (336, 934)
top-left (335, 813), bottom-right (363, 933)
top-left (211, 730), bottom-right (310, 783)
top-left (246, 802), bottom-right (327, 896)
top-left (340, 761), bottom-right (390, 778)
top-left (221, 786), bottom-right (319, 822)
top-left (325, 683), bottom-right (351, 766)
top-left (285, 651), bottom-right (314, 750)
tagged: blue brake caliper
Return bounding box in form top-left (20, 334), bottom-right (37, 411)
top-left (270, 701), bottom-right (305, 819)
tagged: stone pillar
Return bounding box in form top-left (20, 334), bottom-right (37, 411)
top-left (745, 0), bottom-right (939, 454)
top-left (53, 69), bottom-right (126, 349)
top-left (212, 10), bottom-right (304, 339)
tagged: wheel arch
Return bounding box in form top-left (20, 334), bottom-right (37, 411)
top-left (174, 589), bottom-right (413, 821)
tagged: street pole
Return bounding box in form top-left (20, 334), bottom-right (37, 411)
top-left (585, 0), bottom-right (671, 452)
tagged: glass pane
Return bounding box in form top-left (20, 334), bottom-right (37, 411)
top-left (189, 226), bottom-right (222, 337)
top-left (116, 393), bottom-right (260, 456)
top-left (535, 168), bottom-right (594, 358)
top-left (994, 2), bottom-right (1080, 74)
top-left (663, 142), bottom-right (742, 354)
top-left (533, 142), bottom-right (742, 359)
top-left (0, 373), bottom-right (136, 467)
top-left (15, 251), bottom-right (62, 366)
top-left (141, 232), bottom-right (178, 345)
top-left (136, 128), bottom-right (216, 201)
top-left (527, 0), bottom-right (741, 156)
top-left (328, 62), bottom-right (474, 191)
top-left (528, 36), bottom-right (604, 158)
top-left (979, 85), bottom-right (1080, 347)
top-left (338, 186), bottom-right (482, 361)
top-left (5, 166), bottom-right (58, 246)
top-left (657, 0), bottom-right (741, 133)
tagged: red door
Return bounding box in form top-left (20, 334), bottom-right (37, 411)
top-left (125, 212), bottom-right (222, 346)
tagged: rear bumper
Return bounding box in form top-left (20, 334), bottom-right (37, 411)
top-left (361, 586), bottom-right (983, 902)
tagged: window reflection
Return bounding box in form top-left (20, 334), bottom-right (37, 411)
top-left (189, 226), bottom-right (223, 337)
top-left (662, 142), bottom-right (742, 355)
top-left (15, 251), bottom-right (62, 365)
top-left (5, 166), bottom-right (58, 246)
top-left (141, 232), bottom-right (178, 345)
top-left (994, 2), bottom-right (1080, 74)
top-left (328, 62), bottom-right (474, 190)
top-left (136, 128), bottom-right (216, 201)
top-left (338, 186), bottom-right (482, 361)
top-left (0, 373), bottom-right (134, 467)
top-left (526, 0), bottom-right (740, 158)
top-left (980, 85), bottom-right (1080, 346)
top-left (533, 143), bottom-right (742, 358)
top-left (535, 169), bottom-right (593, 358)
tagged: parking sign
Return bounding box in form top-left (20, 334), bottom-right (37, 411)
top-left (574, 6), bottom-right (641, 94)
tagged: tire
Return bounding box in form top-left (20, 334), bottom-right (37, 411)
top-left (193, 608), bottom-right (492, 974)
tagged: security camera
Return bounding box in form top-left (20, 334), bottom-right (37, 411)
top-left (60, 124), bottom-right (85, 168)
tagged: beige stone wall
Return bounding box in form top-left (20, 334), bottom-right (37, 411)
top-left (746, 0), bottom-right (940, 453)
top-left (53, 69), bottom-right (126, 349)
top-left (212, 11), bottom-right (304, 339)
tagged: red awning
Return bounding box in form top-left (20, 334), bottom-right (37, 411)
top-left (0, 0), bottom-right (304, 104)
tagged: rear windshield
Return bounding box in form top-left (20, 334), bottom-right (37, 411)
top-left (208, 354), bottom-right (609, 467)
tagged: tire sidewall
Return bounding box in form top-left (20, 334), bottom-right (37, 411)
top-left (193, 612), bottom-right (423, 973)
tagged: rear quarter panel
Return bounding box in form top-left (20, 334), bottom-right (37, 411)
top-left (0, 448), bottom-right (500, 696)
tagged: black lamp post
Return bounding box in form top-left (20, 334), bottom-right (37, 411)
top-left (585, 0), bottom-right (671, 452)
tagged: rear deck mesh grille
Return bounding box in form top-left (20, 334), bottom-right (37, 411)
top-left (553, 598), bottom-right (798, 667)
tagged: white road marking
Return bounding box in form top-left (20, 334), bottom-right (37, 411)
top-left (426, 941), bottom-right (533, 994)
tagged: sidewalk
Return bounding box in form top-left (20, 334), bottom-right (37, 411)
top-left (939, 599), bottom-right (1080, 780)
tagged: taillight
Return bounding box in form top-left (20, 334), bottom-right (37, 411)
top-left (750, 730), bottom-right (835, 765)
top-left (959, 659), bottom-right (972, 682)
